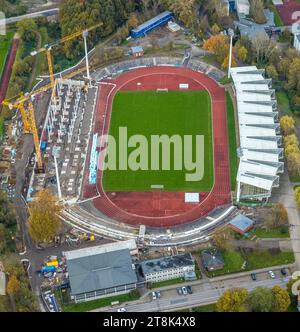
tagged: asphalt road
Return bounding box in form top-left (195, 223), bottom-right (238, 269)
top-left (2, 8), bottom-right (59, 25)
top-left (97, 271), bottom-right (290, 312)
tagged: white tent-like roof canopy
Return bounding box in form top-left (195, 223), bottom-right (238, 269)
top-left (230, 66), bottom-right (283, 201)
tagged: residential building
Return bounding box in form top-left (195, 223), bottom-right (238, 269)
top-left (294, 33), bottom-right (300, 53)
top-left (140, 254), bottom-right (195, 283)
top-left (201, 248), bottom-right (225, 271)
top-left (0, 271), bottom-right (6, 296)
top-left (131, 46), bottom-right (144, 58)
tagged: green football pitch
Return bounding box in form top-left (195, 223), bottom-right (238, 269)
top-left (102, 90), bottom-right (214, 192)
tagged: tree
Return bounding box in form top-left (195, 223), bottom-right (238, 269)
top-left (17, 19), bottom-right (38, 43)
top-left (280, 115), bottom-right (296, 136)
top-left (286, 58), bottom-right (300, 94)
top-left (247, 287), bottom-right (274, 312)
top-left (235, 45), bottom-right (248, 62)
top-left (249, 0), bottom-right (266, 24)
top-left (212, 227), bottom-right (234, 250)
top-left (216, 288), bottom-right (249, 312)
top-left (166, 0), bottom-right (197, 29)
top-left (6, 275), bottom-right (20, 296)
top-left (287, 152), bottom-right (300, 176)
top-left (272, 285), bottom-right (291, 312)
top-left (294, 187), bottom-right (300, 209)
top-left (203, 34), bottom-right (229, 65)
top-left (285, 143), bottom-right (300, 156)
top-left (211, 23), bottom-right (221, 35)
top-left (127, 13), bottom-right (139, 29)
top-left (284, 134), bottom-right (299, 149)
top-left (252, 33), bottom-right (277, 64)
top-left (28, 189), bottom-right (62, 243)
top-left (266, 65), bottom-right (278, 81)
top-left (271, 203), bottom-right (288, 227)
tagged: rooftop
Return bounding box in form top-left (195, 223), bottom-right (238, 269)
top-left (66, 248), bottom-right (138, 295)
top-left (132, 11), bottom-right (173, 34)
top-left (201, 248), bottom-right (224, 270)
top-left (131, 46), bottom-right (144, 53)
top-left (141, 253), bottom-right (194, 275)
top-left (229, 214), bottom-right (255, 232)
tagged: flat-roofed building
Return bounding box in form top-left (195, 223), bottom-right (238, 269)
top-left (140, 254), bottom-right (195, 283)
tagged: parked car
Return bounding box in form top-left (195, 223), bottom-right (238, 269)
top-left (156, 291), bottom-right (161, 299)
top-left (182, 286), bottom-right (188, 295)
top-left (186, 286), bottom-right (193, 294)
top-left (176, 287), bottom-right (183, 295)
top-left (250, 273), bottom-right (257, 281)
top-left (117, 308), bottom-right (126, 312)
top-left (268, 270), bottom-right (276, 279)
top-left (280, 268), bottom-right (287, 276)
top-left (152, 291), bottom-right (157, 300)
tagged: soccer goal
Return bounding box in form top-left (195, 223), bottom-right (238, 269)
top-left (156, 88), bottom-right (168, 92)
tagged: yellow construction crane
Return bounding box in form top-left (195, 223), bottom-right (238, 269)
top-left (3, 94), bottom-right (44, 172)
top-left (2, 22), bottom-right (103, 173)
top-left (31, 22), bottom-right (103, 98)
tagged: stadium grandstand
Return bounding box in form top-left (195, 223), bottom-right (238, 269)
top-left (131, 11), bottom-right (174, 38)
top-left (230, 66), bottom-right (284, 202)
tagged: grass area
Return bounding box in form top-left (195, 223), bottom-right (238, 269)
top-left (0, 32), bottom-right (14, 77)
top-left (192, 303), bottom-right (216, 312)
top-left (254, 226), bottom-right (290, 238)
top-left (103, 91), bottom-right (213, 192)
top-left (150, 277), bottom-right (184, 289)
top-left (201, 55), bottom-right (217, 66)
top-left (59, 290), bottom-right (140, 312)
top-left (219, 76), bottom-right (232, 85)
top-left (290, 175), bottom-right (300, 183)
top-left (276, 91), bottom-right (293, 116)
top-left (226, 92), bottom-right (238, 190)
top-left (246, 250), bottom-right (294, 270)
top-left (207, 249), bottom-right (294, 278)
top-left (270, 5), bottom-right (284, 27)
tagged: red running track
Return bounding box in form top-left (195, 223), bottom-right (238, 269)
top-left (0, 37), bottom-right (19, 113)
top-left (82, 66), bottom-right (231, 227)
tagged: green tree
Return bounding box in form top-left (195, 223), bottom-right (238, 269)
top-left (247, 287), bottom-right (274, 312)
top-left (272, 285), bottom-right (291, 312)
top-left (28, 189), bottom-right (62, 243)
top-left (17, 18), bottom-right (38, 43)
top-left (216, 288), bottom-right (249, 312)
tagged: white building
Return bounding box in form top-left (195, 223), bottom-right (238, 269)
top-left (140, 254), bottom-right (195, 283)
top-left (294, 34), bottom-right (300, 53)
top-left (236, 0), bottom-right (250, 16)
top-left (230, 66), bottom-right (283, 202)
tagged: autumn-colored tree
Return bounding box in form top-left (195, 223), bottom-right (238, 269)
top-left (127, 13), bottom-right (139, 29)
top-left (266, 65), bottom-right (278, 81)
top-left (6, 275), bottom-right (20, 296)
top-left (235, 45), bottom-right (248, 62)
top-left (248, 287), bottom-right (274, 312)
top-left (167, 0), bottom-right (197, 29)
top-left (28, 189), bottom-right (62, 243)
top-left (203, 34), bottom-right (229, 65)
top-left (249, 0), bottom-right (267, 24)
top-left (211, 227), bottom-right (234, 250)
top-left (285, 143), bottom-right (300, 156)
top-left (222, 53), bottom-right (237, 70)
top-left (286, 58), bottom-right (300, 95)
top-left (216, 288), bottom-right (249, 312)
top-left (287, 152), bottom-right (300, 176)
top-left (211, 23), bottom-right (221, 35)
top-left (280, 115), bottom-right (296, 136)
top-left (272, 285), bottom-right (291, 312)
top-left (284, 134), bottom-right (299, 148)
top-left (294, 187), bottom-right (300, 209)
top-left (269, 203), bottom-right (288, 228)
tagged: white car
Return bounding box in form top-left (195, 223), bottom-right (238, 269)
top-left (152, 291), bottom-right (157, 300)
top-left (117, 308), bottom-right (126, 312)
top-left (268, 270), bottom-right (275, 279)
top-left (182, 286), bottom-right (188, 295)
